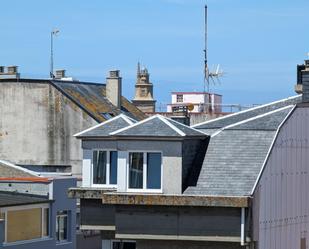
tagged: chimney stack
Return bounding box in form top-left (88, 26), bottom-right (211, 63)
top-left (295, 60), bottom-right (309, 102)
top-left (106, 70), bottom-right (122, 108)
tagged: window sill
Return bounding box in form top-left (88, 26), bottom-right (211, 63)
top-left (126, 188), bottom-right (163, 194)
top-left (3, 237), bottom-right (53, 246)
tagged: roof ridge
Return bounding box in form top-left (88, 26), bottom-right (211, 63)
top-left (156, 115), bottom-right (186, 136)
top-left (74, 115), bottom-right (129, 137)
top-left (192, 95), bottom-right (300, 128)
top-left (110, 115), bottom-right (158, 135)
top-left (211, 105), bottom-right (294, 137)
top-left (164, 116), bottom-right (208, 136)
top-left (250, 105), bottom-right (296, 196)
top-left (0, 159), bottom-right (40, 177)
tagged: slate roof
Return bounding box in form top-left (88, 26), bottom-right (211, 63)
top-left (193, 95), bottom-right (301, 130)
top-left (185, 104), bottom-right (296, 197)
top-left (51, 80), bottom-right (146, 122)
top-left (75, 114), bottom-right (136, 138)
top-left (0, 78), bottom-right (146, 123)
top-left (111, 115), bottom-right (208, 138)
top-left (0, 191), bottom-right (50, 207)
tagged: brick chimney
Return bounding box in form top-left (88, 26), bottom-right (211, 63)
top-left (295, 60), bottom-right (309, 102)
top-left (106, 70), bottom-right (122, 108)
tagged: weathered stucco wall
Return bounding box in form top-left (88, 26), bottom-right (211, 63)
top-left (253, 106), bottom-right (309, 249)
top-left (0, 82), bottom-right (97, 176)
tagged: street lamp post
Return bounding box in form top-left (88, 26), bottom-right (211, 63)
top-left (50, 29), bottom-right (60, 79)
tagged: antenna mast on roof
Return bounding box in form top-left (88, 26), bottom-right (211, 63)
top-left (203, 5), bottom-right (224, 93)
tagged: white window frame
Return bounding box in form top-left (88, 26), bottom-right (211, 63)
top-left (92, 149), bottom-right (118, 188)
top-left (0, 203), bottom-right (50, 244)
top-left (126, 151), bottom-right (163, 193)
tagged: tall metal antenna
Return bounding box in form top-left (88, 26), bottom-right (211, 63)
top-left (203, 5), bottom-right (209, 93)
top-left (50, 29), bottom-right (59, 79)
top-left (202, 6), bottom-right (223, 93)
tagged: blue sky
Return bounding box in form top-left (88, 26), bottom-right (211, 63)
top-left (1, 0), bottom-right (309, 109)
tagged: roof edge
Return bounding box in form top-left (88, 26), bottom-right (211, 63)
top-left (250, 105), bottom-right (297, 196)
top-left (192, 95), bottom-right (300, 128)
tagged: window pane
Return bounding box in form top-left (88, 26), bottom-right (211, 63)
top-left (113, 242), bottom-right (136, 249)
top-left (43, 208), bottom-right (49, 236)
top-left (110, 151), bottom-right (118, 184)
top-left (7, 208), bottom-right (42, 242)
top-left (56, 211), bottom-right (68, 242)
top-left (93, 151), bottom-right (107, 184)
top-left (147, 153), bottom-right (162, 189)
top-left (129, 152), bottom-right (143, 189)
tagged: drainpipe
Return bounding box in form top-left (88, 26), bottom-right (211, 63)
top-left (241, 207), bottom-right (246, 246)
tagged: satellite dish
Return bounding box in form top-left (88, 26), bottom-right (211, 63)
top-left (188, 103), bottom-right (194, 111)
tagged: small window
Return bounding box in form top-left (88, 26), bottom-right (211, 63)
top-left (6, 207), bottom-right (48, 243)
top-left (176, 94), bottom-right (183, 102)
top-left (112, 241), bottom-right (136, 249)
top-left (93, 150), bottom-right (118, 186)
top-left (128, 152), bottom-right (162, 191)
top-left (129, 152), bottom-right (144, 189)
top-left (93, 151), bottom-right (107, 184)
top-left (56, 211), bottom-right (68, 242)
top-left (42, 208), bottom-right (49, 237)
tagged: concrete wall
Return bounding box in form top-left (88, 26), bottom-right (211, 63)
top-left (0, 182), bottom-right (49, 196)
top-left (0, 82), bottom-right (97, 176)
top-left (253, 106), bottom-right (309, 249)
top-left (82, 140), bottom-right (183, 194)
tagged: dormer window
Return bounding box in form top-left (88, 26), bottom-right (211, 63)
top-left (128, 152), bottom-right (162, 192)
top-left (93, 150), bottom-right (118, 186)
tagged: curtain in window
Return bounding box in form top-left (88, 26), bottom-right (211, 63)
top-left (93, 151), bottom-right (107, 184)
top-left (129, 152), bottom-right (143, 188)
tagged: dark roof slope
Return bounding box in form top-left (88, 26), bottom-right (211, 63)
top-left (111, 115), bottom-right (208, 138)
top-left (52, 80), bottom-right (146, 122)
top-left (227, 106), bottom-right (294, 131)
top-left (185, 130), bottom-right (276, 196)
top-left (193, 95), bottom-right (301, 130)
top-left (0, 191), bottom-right (50, 207)
top-left (185, 105), bottom-right (295, 197)
top-left (75, 114), bottom-right (136, 138)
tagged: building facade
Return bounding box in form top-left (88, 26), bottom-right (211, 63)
top-left (166, 91), bottom-right (222, 113)
top-left (0, 161), bottom-right (76, 249)
top-left (69, 61), bottom-right (309, 249)
top-left (0, 68), bottom-right (145, 177)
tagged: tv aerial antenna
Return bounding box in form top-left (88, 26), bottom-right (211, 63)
top-left (203, 5), bottom-right (224, 93)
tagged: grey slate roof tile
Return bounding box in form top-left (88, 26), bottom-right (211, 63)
top-left (185, 99), bottom-right (297, 197)
top-left (75, 114), bottom-right (136, 138)
top-left (193, 95), bottom-right (301, 129)
top-left (112, 115), bottom-right (208, 138)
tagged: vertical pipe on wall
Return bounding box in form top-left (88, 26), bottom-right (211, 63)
top-left (241, 207), bottom-right (246, 246)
